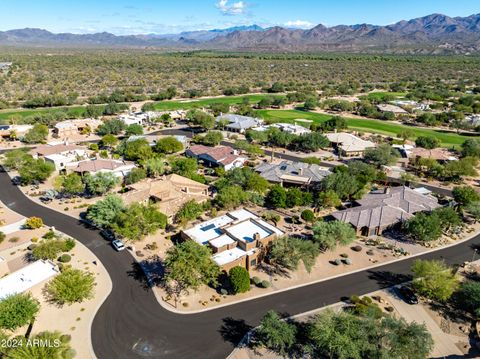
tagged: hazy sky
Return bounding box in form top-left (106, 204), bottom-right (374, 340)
top-left (1, 0), bottom-right (479, 34)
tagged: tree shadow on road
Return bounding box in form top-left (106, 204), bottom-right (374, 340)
top-left (219, 317), bottom-right (253, 346)
top-left (126, 261), bottom-right (152, 291)
top-left (366, 270), bottom-right (412, 288)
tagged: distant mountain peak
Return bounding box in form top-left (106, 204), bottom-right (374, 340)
top-left (1, 13), bottom-right (480, 54)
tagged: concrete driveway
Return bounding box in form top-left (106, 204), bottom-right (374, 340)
top-left (384, 288), bottom-right (463, 358)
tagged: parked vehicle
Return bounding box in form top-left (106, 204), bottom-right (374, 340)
top-left (111, 239), bottom-right (125, 251)
top-left (398, 286), bottom-right (418, 304)
top-left (100, 229), bottom-right (115, 241)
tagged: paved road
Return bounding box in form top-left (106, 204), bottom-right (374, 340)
top-left (0, 168), bottom-right (477, 359)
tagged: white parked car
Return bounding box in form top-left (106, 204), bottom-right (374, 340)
top-left (112, 239), bottom-right (125, 251)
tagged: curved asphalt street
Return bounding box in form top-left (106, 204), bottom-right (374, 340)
top-left (0, 167), bottom-right (475, 358)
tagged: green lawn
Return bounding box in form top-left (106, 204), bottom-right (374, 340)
top-left (153, 94), bottom-right (283, 111)
top-left (0, 106), bottom-right (87, 123)
top-left (256, 109), bottom-right (478, 148)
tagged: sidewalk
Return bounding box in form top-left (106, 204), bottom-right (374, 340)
top-left (0, 218), bottom-right (26, 234)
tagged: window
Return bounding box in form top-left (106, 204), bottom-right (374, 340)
top-left (250, 259), bottom-right (257, 266)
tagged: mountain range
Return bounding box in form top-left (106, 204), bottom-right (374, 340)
top-left (1, 13), bottom-right (480, 54)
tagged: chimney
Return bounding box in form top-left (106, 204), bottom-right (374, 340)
top-left (253, 233), bottom-right (261, 242)
top-left (299, 168), bottom-right (303, 175)
top-left (384, 187), bottom-right (391, 194)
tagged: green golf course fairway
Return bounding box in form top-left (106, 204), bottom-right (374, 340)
top-left (0, 106), bottom-right (88, 122)
top-left (152, 94), bottom-right (283, 111)
top-left (257, 109), bottom-right (479, 148)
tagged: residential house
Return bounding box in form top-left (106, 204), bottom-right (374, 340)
top-left (121, 174), bottom-right (210, 219)
top-left (181, 209), bottom-right (284, 271)
top-left (0, 260), bottom-right (58, 299)
top-left (53, 118), bottom-right (102, 138)
top-left (391, 100), bottom-right (429, 111)
top-left (272, 123), bottom-right (311, 135)
top-left (325, 132), bottom-right (376, 156)
top-left (0, 62), bottom-right (12, 72)
top-left (33, 143), bottom-right (88, 171)
top-left (332, 186), bottom-right (441, 237)
top-left (252, 123), bottom-right (311, 136)
top-left (465, 115), bottom-right (480, 128)
top-left (186, 145), bottom-right (246, 171)
top-left (408, 147), bottom-right (458, 163)
top-left (376, 104), bottom-right (408, 115)
top-left (0, 125), bottom-right (33, 139)
top-left (69, 158), bottom-right (136, 178)
top-left (255, 160), bottom-right (331, 187)
top-left (118, 112), bottom-right (148, 126)
top-left (216, 114), bottom-right (262, 133)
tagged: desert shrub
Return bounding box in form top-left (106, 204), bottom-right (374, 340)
top-left (42, 230), bottom-right (55, 240)
top-left (260, 280), bottom-right (271, 288)
top-left (58, 254), bottom-right (71, 263)
top-left (62, 238), bottom-right (76, 252)
top-left (25, 217), bottom-right (43, 229)
top-left (252, 276), bottom-right (262, 286)
top-left (301, 209), bottom-right (315, 222)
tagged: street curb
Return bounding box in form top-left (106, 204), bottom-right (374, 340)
top-left (152, 227), bottom-right (480, 315)
top-left (4, 171), bottom-right (112, 359)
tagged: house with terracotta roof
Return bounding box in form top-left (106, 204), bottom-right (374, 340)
top-left (121, 174), bottom-right (210, 218)
top-left (181, 208), bottom-right (284, 271)
top-left (332, 186), bottom-right (441, 237)
top-left (185, 145), bottom-right (246, 171)
top-left (68, 158), bottom-right (136, 178)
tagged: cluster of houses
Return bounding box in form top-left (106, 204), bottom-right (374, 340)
top-left (13, 109), bottom-right (456, 274)
top-left (117, 110), bottom-right (185, 126)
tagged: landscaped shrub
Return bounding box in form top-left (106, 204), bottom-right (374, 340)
top-left (0, 231), bottom-right (5, 244)
top-left (260, 280), bottom-right (270, 288)
top-left (340, 253), bottom-right (349, 258)
top-left (46, 268), bottom-right (95, 304)
top-left (252, 276), bottom-right (262, 286)
top-left (62, 238), bottom-right (76, 252)
top-left (59, 254), bottom-right (71, 263)
top-left (349, 295), bottom-right (383, 318)
top-left (25, 217), bottom-right (43, 229)
top-left (334, 259), bottom-right (342, 265)
top-left (301, 209), bottom-right (315, 223)
top-left (229, 266), bottom-right (251, 294)
top-left (220, 288), bottom-right (228, 296)
top-left (43, 230), bottom-right (55, 239)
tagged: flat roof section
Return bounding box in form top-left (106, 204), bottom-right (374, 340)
top-left (225, 219), bottom-right (272, 243)
top-left (0, 260), bottom-right (58, 299)
top-left (183, 214), bottom-right (234, 244)
top-left (209, 234), bottom-right (236, 249)
top-left (212, 247), bottom-right (246, 266)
